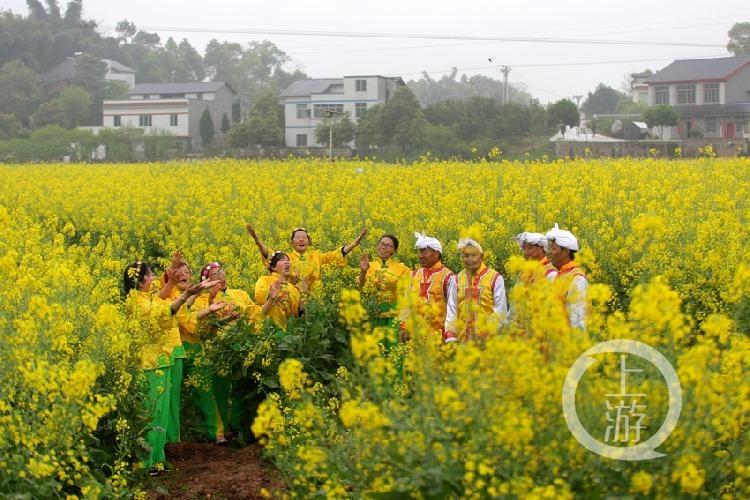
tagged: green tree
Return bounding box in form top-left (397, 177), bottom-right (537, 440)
top-left (408, 69), bottom-right (532, 106)
top-left (354, 105), bottom-right (383, 153)
top-left (0, 60), bottom-right (43, 127)
top-left (199, 108), bottom-right (215, 148)
top-left (220, 113), bottom-right (231, 134)
top-left (377, 86), bottom-right (428, 156)
top-left (315, 112), bottom-right (355, 147)
top-left (56, 86), bottom-right (93, 126)
top-left (204, 39), bottom-right (243, 85)
top-left (582, 83), bottom-right (629, 116)
top-left (547, 99), bottom-right (580, 132)
top-left (71, 54), bottom-right (106, 124)
top-left (727, 22), bottom-right (750, 56)
top-left (115, 19), bottom-right (136, 45)
top-left (162, 37), bottom-right (204, 82)
top-left (0, 112), bottom-right (25, 139)
top-left (30, 100), bottom-right (68, 128)
top-left (643, 104), bottom-right (678, 139)
top-left (227, 91), bottom-right (283, 148)
top-left (104, 80), bottom-right (130, 100)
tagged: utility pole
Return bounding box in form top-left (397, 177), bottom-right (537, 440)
top-left (500, 65), bottom-right (511, 105)
top-left (488, 59), bottom-right (511, 105)
top-left (325, 110), bottom-right (341, 162)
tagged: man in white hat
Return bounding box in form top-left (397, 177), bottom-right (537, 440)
top-left (399, 232), bottom-right (454, 341)
top-left (514, 232), bottom-right (557, 281)
top-left (444, 239), bottom-right (507, 343)
top-left (545, 223), bottom-right (587, 330)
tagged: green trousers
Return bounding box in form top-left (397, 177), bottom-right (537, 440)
top-left (142, 366), bottom-right (171, 469)
top-left (166, 356), bottom-right (183, 443)
top-left (183, 341), bottom-right (223, 440)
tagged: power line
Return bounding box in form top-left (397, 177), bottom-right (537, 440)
top-left (134, 26), bottom-right (726, 49)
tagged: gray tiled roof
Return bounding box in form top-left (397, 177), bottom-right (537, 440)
top-left (673, 102), bottom-right (750, 118)
top-left (281, 79), bottom-right (343, 97)
top-left (129, 81), bottom-right (233, 95)
top-left (646, 56), bottom-right (750, 84)
top-left (104, 59), bottom-right (135, 73)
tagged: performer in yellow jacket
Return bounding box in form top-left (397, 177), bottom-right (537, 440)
top-left (444, 239), bottom-right (507, 343)
top-left (546, 224), bottom-right (588, 331)
top-left (194, 261), bottom-right (263, 444)
top-left (513, 231), bottom-right (557, 281)
top-left (124, 260), bottom-right (213, 475)
top-left (255, 252), bottom-right (305, 332)
top-left (399, 233), bottom-right (454, 341)
top-left (358, 234), bottom-right (412, 351)
top-left (246, 223), bottom-right (367, 289)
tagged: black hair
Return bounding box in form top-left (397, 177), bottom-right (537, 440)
top-left (569, 250), bottom-right (577, 260)
top-left (268, 251), bottom-right (289, 272)
top-left (290, 228), bottom-right (311, 246)
top-left (123, 260), bottom-right (151, 295)
top-left (380, 234), bottom-right (400, 252)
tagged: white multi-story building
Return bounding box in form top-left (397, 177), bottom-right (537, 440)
top-left (281, 75), bottom-right (405, 147)
top-left (102, 82), bottom-right (235, 150)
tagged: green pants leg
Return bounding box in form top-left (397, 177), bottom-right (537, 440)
top-left (229, 371), bottom-right (261, 440)
top-left (183, 342), bottom-right (222, 441)
top-left (213, 371), bottom-right (231, 440)
top-left (142, 366), bottom-right (171, 469)
top-left (166, 356), bottom-right (183, 443)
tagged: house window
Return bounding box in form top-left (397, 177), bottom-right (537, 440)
top-left (313, 103), bottom-right (344, 119)
top-left (355, 79), bottom-right (367, 92)
top-left (705, 117), bottom-right (717, 134)
top-left (296, 104), bottom-right (310, 119)
top-left (170, 114), bottom-right (178, 126)
top-left (296, 134), bottom-right (308, 147)
top-left (139, 115), bottom-right (152, 126)
top-left (637, 92), bottom-right (649, 105)
top-left (113, 115), bottom-right (121, 127)
top-left (654, 86), bottom-right (669, 105)
top-left (676, 84), bottom-right (696, 104)
top-left (355, 102), bottom-right (367, 119)
top-left (704, 83), bottom-right (719, 104)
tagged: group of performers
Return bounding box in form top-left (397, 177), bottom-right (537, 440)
top-left (123, 222), bottom-right (586, 474)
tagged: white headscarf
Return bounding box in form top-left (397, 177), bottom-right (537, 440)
top-left (545, 223), bottom-right (579, 251)
top-left (514, 232), bottom-right (548, 251)
top-left (457, 238), bottom-right (483, 254)
top-left (414, 232), bottom-right (443, 253)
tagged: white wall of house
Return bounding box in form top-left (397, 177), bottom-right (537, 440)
top-left (282, 75), bottom-right (402, 148)
top-left (103, 99), bottom-right (190, 137)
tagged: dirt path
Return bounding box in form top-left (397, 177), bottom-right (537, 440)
top-left (147, 442), bottom-right (286, 499)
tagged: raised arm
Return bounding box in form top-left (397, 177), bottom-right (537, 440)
top-left (342, 228), bottom-right (368, 256)
top-left (358, 254), bottom-right (370, 288)
top-left (246, 223), bottom-right (269, 260)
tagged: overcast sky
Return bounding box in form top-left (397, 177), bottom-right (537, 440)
top-left (3, 0), bottom-right (745, 103)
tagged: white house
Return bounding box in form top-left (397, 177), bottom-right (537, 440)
top-left (280, 75), bottom-right (405, 147)
top-left (102, 81), bottom-right (235, 150)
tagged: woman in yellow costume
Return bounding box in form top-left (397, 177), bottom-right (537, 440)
top-left (255, 251), bottom-right (306, 332)
top-left (358, 234), bottom-right (411, 351)
top-left (247, 223), bottom-right (367, 290)
top-left (123, 260), bottom-right (214, 475)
